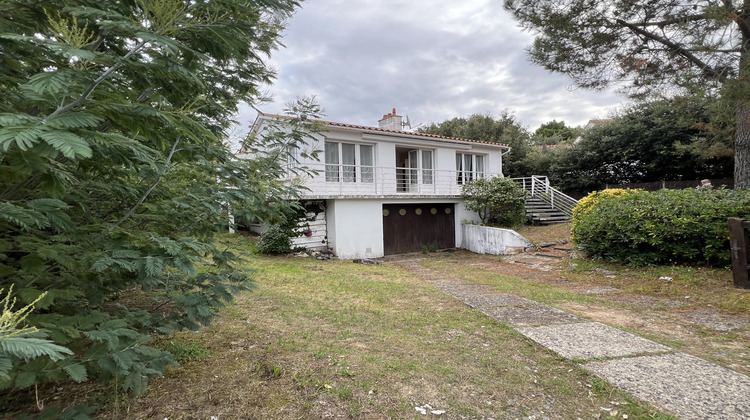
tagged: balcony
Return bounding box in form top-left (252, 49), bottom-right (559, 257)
top-left (284, 163), bottom-right (500, 198)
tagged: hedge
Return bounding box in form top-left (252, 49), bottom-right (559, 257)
top-left (571, 188), bottom-right (750, 266)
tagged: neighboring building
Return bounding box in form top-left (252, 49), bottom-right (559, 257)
top-left (241, 109), bottom-right (511, 259)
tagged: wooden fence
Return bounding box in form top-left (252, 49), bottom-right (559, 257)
top-left (729, 218), bottom-right (750, 289)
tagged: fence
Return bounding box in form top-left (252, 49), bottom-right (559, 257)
top-left (729, 218), bottom-right (750, 289)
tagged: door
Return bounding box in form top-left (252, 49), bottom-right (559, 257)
top-left (382, 204), bottom-right (455, 255)
top-left (408, 150), bottom-right (418, 191)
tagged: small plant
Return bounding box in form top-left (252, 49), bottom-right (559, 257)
top-left (420, 242), bottom-right (438, 254)
top-left (157, 341), bottom-right (210, 365)
top-left (257, 225), bottom-right (295, 254)
top-left (462, 177), bottom-right (527, 227)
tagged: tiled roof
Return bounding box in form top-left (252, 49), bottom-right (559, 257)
top-left (258, 113), bottom-right (510, 148)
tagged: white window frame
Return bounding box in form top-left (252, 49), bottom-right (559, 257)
top-left (325, 141), bottom-right (375, 183)
top-left (456, 153), bottom-right (486, 185)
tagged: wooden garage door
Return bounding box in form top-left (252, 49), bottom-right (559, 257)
top-left (382, 204), bottom-right (455, 255)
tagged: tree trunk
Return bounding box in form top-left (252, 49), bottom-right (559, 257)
top-left (736, 103), bottom-right (750, 189)
top-left (736, 1), bottom-right (750, 190)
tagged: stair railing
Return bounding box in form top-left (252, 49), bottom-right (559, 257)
top-left (511, 175), bottom-right (578, 217)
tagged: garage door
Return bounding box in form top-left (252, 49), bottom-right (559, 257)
top-left (382, 204), bottom-right (455, 255)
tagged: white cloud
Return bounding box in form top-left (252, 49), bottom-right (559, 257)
top-left (236, 0), bottom-right (626, 134)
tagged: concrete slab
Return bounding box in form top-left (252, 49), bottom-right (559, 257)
top-left (517, 322), bottom-right (670, 359)
top-left (426, 279), bottom-right (470, 286)
top-left (585, 353), bottom-right (750, 420)
top-left (480, 304), bottom-right (583, 327)
top-left (435, 284), bottom-right (498, 298)
top-left (458, 293), bottom-right (533, 308)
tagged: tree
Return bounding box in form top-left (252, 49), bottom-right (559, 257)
top-left (461, 177), bottom-right (527, 227)
top-left (418, 111), bottom-right (531, 176)
top-left (504, 0), bottom-right (750, 188)
top-left (531, 120), bottom-right (580, 145)
top-left (551, 98), bottom-right (733, 192)
top-left (0, 0), bottom-right (310, 413)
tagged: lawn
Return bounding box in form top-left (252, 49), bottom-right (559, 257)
top-left (81, 230), bottom-right (675, 419)
top-left (9, 224), bottom-right (745, 418)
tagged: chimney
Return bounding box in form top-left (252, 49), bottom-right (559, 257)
top-left (378, 107), bottom-right (403, 131)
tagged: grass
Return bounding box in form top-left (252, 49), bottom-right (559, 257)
top-left (77, 232), bottom-right (674, 419)
top-left (13, 225), bottom-right (744, 418)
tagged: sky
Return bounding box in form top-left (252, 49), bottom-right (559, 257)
top-left (236, 0), bottom-right (627, 135)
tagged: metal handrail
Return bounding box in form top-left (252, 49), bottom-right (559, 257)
top-left (284, 162), bottom-right (501, 197)
top-left (511, 176), bottom-right (578, 216)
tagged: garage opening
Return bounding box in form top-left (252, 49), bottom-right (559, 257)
top-left (382, 203), bottom-right (455, 255)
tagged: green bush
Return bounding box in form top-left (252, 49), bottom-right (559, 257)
top-left (462, 177), bottom-right (527, 227)
top-left (257, 225), bottom-right (295, 255)
top-left (571, 188), bottom-right (750, 265)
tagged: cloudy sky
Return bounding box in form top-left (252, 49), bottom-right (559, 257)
top-left (237, 0), bottom-right (627, 134)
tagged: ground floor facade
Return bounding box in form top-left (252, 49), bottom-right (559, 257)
top-left (310, 198), bottom-right (480, 259)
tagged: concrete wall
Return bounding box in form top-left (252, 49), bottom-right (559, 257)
top-left (327, 198), bottom-right (480, 259)
top-left (461, 223), bottom-right (533, 255)
top-left (326, 199), bottom-right (384, 259)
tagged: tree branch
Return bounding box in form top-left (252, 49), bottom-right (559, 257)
top-left (44, 39), bottom-right (149, 123)
top-left (615, 18), bottom-right (730, 83)
top-left (104, 136), bottom-right (181, 234)
top-left (630, 14), bottom-right (708, 28)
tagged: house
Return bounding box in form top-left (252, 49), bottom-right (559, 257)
top-left (242, 109), bottom-right (512, 259)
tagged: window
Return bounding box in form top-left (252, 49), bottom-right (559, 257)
top-left (456, 153), bottom-right (486, 184)
top-left (421, 150), bottom-right (433, 184)
top-left (325, 141), bottom-right (374, 183)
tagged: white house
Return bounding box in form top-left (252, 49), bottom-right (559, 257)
top-left (242, 109), bottom-right (512, 259)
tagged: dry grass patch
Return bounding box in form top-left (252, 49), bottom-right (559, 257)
top-left (91, 245), bottom-right (669, 419)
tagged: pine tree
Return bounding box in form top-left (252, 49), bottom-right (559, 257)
top-left (505, 0), bottom-right (750, 188)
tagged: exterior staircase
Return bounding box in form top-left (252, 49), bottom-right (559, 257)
top-left (512, 176), bottom-right (577, 225)
top-left (525, 197), bottom-right (571, 225)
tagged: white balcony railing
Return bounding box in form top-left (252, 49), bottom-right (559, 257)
top-left (285, 162), bottom-right (500, 197)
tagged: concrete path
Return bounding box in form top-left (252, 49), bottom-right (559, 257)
top-left (391, 257), bottom-right (750, 420)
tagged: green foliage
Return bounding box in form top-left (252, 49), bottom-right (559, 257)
top-left (571, 188), bottom-right (750, 265)
top-left (420, 242), bottom-right (438, 254)
top-left (462, 177), bottom-right (527, 227)
top-left (0, 286), bottom-right (75, 386)
top-left (257, 225), bottom-right (295, 255)
top-left (531, 120), bottom-right (580, 145)
top-left (0, 0), bottom-right (311, 409)
top-left (158, 341), bottom-right (210, 365)
top-left (504, 0), bottom-right (749, 188)
top-left (418, 111), bottom-right (531, 176)
top-left (523, 98), bottom-right (733, 193)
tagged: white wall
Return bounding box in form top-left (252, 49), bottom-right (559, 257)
top-left (326, 198), bottom-right (483, 259)
top-left (461, 224), bottom-right (532, 255)
top-left (327, 199), bottom-right (384, 259)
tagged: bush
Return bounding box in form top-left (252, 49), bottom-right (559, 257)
top-left (571, 188), bottom-right (750, 265)
top-left (571, 188), bottom-right (636, 242)
top-left (257, 225), bottom-right (295, 255)
top-left (462, 177), bottom-right (527, 227)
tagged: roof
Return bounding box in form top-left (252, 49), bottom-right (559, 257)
top-left (256, 113), bottom-right (510, 149)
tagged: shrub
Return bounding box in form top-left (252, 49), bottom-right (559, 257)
top-left (571, 188), bottom-right (636, 242)
top-left (462, 177), bottom-right (527, 227)
top-left (257, 225), bottom-right (295, 255)
top-left (571, 188), bottom-right (750, 265)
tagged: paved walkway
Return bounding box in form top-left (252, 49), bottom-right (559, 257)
top-left (390, 257), bottom-right (750, 420)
